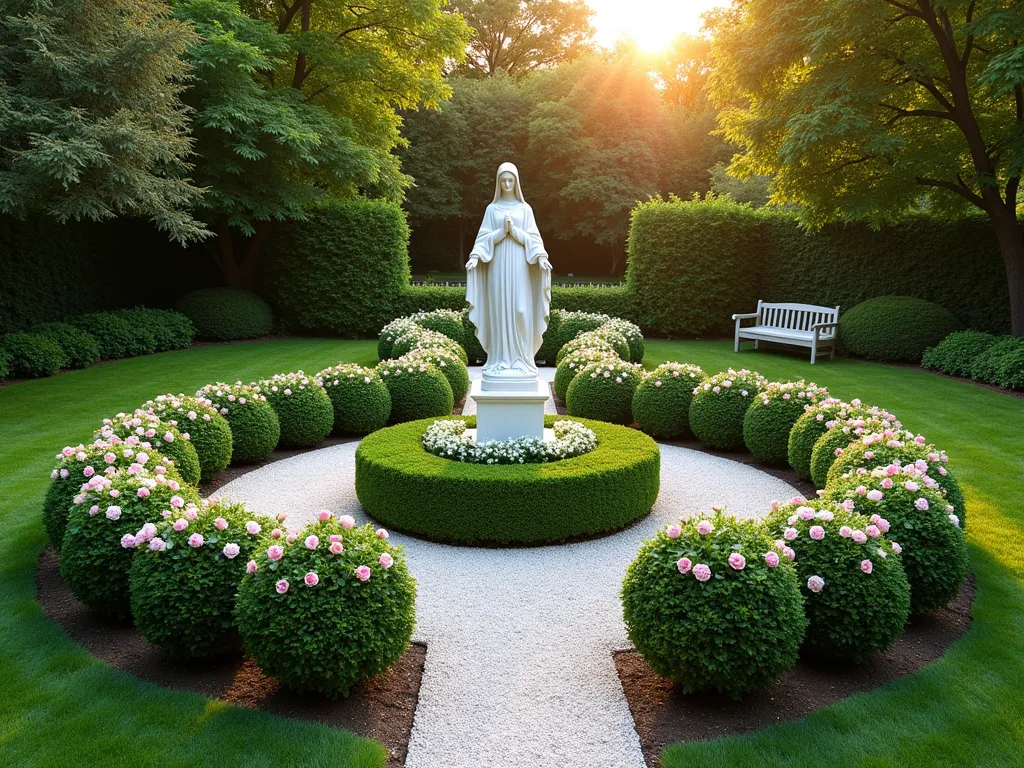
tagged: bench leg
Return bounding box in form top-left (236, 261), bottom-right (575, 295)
top-left (830, 342), bottom-right (836, 360)
top-left (753, 340), bottom-right (759, 350)
top-left (810, 340), bottom-right (817, 365)
top-left (734, 333), bottom-right (740, 353)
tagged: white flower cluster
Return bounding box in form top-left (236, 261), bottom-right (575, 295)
top-left (258, 370), bottom-right (323, 396)
top-left (317, 363), bottom-right (378, 388)
top-left (196, 381), bottom-right (266, 416)
top-left (422, 419), bottom-right (598, 465)
top-left (693, 368), bottom-right (767, 398)
top-left (756, 379), bottom-right (829, 407)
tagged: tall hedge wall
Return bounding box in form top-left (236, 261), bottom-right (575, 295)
top-left (397, 285), bottom-right (632, 319)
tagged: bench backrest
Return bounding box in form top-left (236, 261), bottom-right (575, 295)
top-left (757, 301), bottom-right (839, 332)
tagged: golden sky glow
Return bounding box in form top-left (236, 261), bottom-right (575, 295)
top-left (587, 0), bottom-right (730, 51)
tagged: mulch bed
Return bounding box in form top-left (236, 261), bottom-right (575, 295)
top-left (616, 575), bottom-right (974, 766)
top-left (35, 546), bottom-right (424, 768)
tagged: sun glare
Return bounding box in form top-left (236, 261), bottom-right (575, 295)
top-left (586, 0), bottom-right (730, 52)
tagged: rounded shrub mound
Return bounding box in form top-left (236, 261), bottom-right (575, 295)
top-left (554, 347), bottom-right (619, 402)
top-left (43, 439), bottom-right (181, 552)
top-left (535, 308), bottom-right (565, 363)
top-left (391, 328), bottom-right (468, 365)
top-left (236, 516), bottom-right (416, 697)
top-left (378, 318), bottom-right (421, 361)
top-left (129, 499), bottom-right (277, 658)
top-left (143, 394), bottom-right (233, 481)
top-left (971, 336), bottom-right (1024, 389)
top-left (114, 308), bottom-right (195, 352)
top-left (356, 415), bottom-right (660, 545)
top-left (198, 382), bottom-right (280, 463)
top-left (377, 358), bottom-right (454, 423)
top-left (555, 311), bottom-right (610, 353)
top-left (808, 410), bottom-right (902, 489)
top-left (825, 465), bottom-right (968, 615)
top-left (401, 348), bottom-right (470, 402)
top-left (30, 323), bottom-right (101, 369)
top-left (788, 399), bottom-right (868, 480)
top-left (460, 309), bottom-right (487, 363)
top-left (410, 309), bottom-right (465, 347)
top-left (631, 362), bottom-right (707, 439)
top-left (763, 501), bottom-right (910, 660)
top-left (922, 330), bottom-right (1000, 378)
top-left (60, 468), bottom-right (199, 618)
top-left (97, 410), bottom-right (201, 486)
top-left (174, 288), bottom-right (273, 341)
top-left (742, 380), bottom-right (829, 465)
top-left (621, 512), bottom-right (806, 699)
top-left (838, 296), bottom-right (963, 362)
top-left (601, 317), bottom-right (644, 363)
top-left (688, 368), bottom-right (768, 450)
top-left (565, 358), bottom-right (643, 425)
top-left (257, 372), bottom-right (334, 448)
top-left (0, 332), bottom-right (68, 377)
top-left (317, 363), bottom-right (391, 434)
top-left (71, 311), bottom-right (157, 357)
top-left (556, 329), bottom-right (626, 365)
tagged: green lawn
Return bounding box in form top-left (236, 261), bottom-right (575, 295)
top-left (0, 338), bottom-right (1022, 767)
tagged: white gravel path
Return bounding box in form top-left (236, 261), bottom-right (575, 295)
top-left (218, 368), bottom-right (798, 768)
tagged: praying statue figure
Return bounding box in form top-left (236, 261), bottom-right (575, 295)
top-left (466, 162), bottom-right (552, 390)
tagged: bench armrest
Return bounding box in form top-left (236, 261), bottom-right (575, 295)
top-left (811, 321), bottom-right (839, 330)
top-left (731, 312), bottom-right (759, 321)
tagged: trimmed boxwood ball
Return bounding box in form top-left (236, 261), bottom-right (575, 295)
top-left (30, 322), bottom-right (101, 369)
top-left (0, 332), bottom-right (68, 377)
top-left (535, 308), bottom-right (565, 363)
top-left (555, 311), bottom-right (610, 352)
top-left (96, 410), bottom-right (201, 487)
top-left (742, 380), bottom-right (829, 465)
top-left (377, 358), bottom-right (454, 423)
top-left (631, 362), bottom-right (707, 439)
top-left (391, 328), bottom-right (469, 365)
top-left (411, 308), bottom-right (465, 347)
top-left (60, 468), bottom-right (200, 618)
top-left (129, 499), bottom-right (276, 658)
top-left (762, 501), bottom-right (910, 661)
top-left (198, 382), bottom-right (280, 463)
top-left (317, 363), bottom-right (392, 434)
top-left (621, 512), bottom-right (806, 699)
top-left (174, 288), bottom-right (273, 341)
top-left (236, 517), bottom-right (417, 698)
top-left (601, 317), bottom-right (644, 363)
top-left (378, 317), bottom-right (421, 361)
top-left (556, 329), bottom-right (625, 365)
top-left (401, 348), bottom-right (470, 402)
top-left (566, 358), bottom-right (643, 424)
top-left (460, 309), bottom-right (487, 363)
top-left (825, 467), bottom-right (968, 615)
top-left (689, 368), bottom-right (768, 450)
top-left (554, 348), bottom-right (619, 402)
top-left (838, 296), bottom-right (963, 362)
top-left (257, 372), bottom-right (334, 448)
top-left (808, 410), bottom-right (901, 489)
top-left (143, 394), bottom-right (234, 481)
top-left (787, 399), bottom-right (883, 480)
top-left (922, 330), bottom-right (1000, 378)
top-left (356, 415), bottom-right (660, 545)
top-left (72, 311), bottom-right (157, 357)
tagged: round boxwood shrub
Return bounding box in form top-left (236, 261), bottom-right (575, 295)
top-left (535, 308), bottom-right (565, 364)
top-left (688, 368), bottom-right (768, 450)
top-left (401, 348), bottom-right (470, 402)
top-left (30, 322), bottom-right (101, 369)
top-left (808, 409), bottom-right (902, 489)
top-left (621, 512), bottom-right (806, 699)
top-left (129, 499), bottom-right (277, 658)
top-left (922, 330), bottom-right (1000, 378)
top-left (356, 415), bottom-right (660, 545)
top-left (236, 516), bottom-right (417, 697)
top-left (198, 382), bottom-right (280, 463)
top-left (555, 311), bottom-right (609, 353)
top-left (174, 288), bottom-right (274, 341)
top-left (601, 317), bottom-right (644, 363)
top-left (71, 311), bottom-right (157, 357)
top-left (378, 317), bottom-right (421, 361)
top-left (114, 307), bottom-right (195, 352)
top-left (317, 363), bottom-right (392, 434)
top-left (43, 439), bottom-right (181, 552)
top-left (60, 468), bottom-right (200, 618)
top-left (96, 410), bottom-right (201, 487)
top-left (556, 329), bottom-right (626, 365)
top-left (554, 347), bottom-right (619, 402)
top-left (825, 467), bottom-right (968, 615)
top-left (391, 328), bottom-right (468, 365)
top-left (460, 309), bottom-right (487, 363)
top-left (838, 296), bottom-right (963, 362)
top-left (410, 308), bottom-right (465, 347)
top-left (742, 380), bottom-right (830, 465)
top-left (565, 358), bottom-right (643, 425)
top-left (377, 358), bottom-right (454, 423)
top-left (971, 335), bottom-right (1024, 389)
top-left (0, 332), bottom-right (68, 377)
top-left (787, 399), bottom-right (864, 480)
top-left (143, 394), bottom-right (234, 481)
top-left (631, 362), bottom-right (707, 439)
top-left (257, 372), bottom-right (334, 448)
top-left (762, 501), bottom-right (910, 661)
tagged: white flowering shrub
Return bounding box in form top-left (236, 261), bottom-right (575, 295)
top-left (142, 393), bottom-right (233, 481)
top-left (256, 371), bottom-right (334, 448)
top-left (377, 358), bottom-right (453, 422)
top-left (600, 317), bottom-right (644, 363)
top-left (198, 382), bottom-right (280, 463)
top-left (391, 327), bottom-right (468, 365)
top-left (316, 363), bottom-right (391, 434)
top-left (688, 368), bottom-right (768, 450)
top-left (409, 308), bottom-right (465, 347)
top-left (377, 317), bottom-right (421, 360)
top-left (631, 362), bottom-right (708, 439)
top-left (742, 380), bottom-right (829, 464)
top-left (556, 328), bottom-right (627, 365)
top-left (422, 419), bottom-right (597, 464)
top-left (565, 358), bottom-right (643, 424)
top-left (97, 409), bottom-right (200, 485)
top-left (554, 347), bottom-right (620, 402)
top-left (401, 347), bottom-right (470, 402)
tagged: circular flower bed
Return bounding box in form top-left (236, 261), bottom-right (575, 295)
top-left (198, 382), bottom-right (280, 463)
top-left (422, 419), bottom-right (597, 464)
top-left (377, 358), bottom-right (454, 423)
top-left (97, 410), bottom-right (201, 486)
top-left (742, 380), bottom-right (829, 464)
top-left (688, 368), bottom-right (768, 450)
top-left (235, 515), bottom-right (416, 697)
top-left (631, 362), bottom-right (707, 439)
top-left (143, 393), bottom-right (233, 481)
top-left (256, 372), bottom-right (334, 448)
top-left (565, 358), bottom-right (643, 425)
top-left (621, 511), bottom-right (806, 699)
top-left (317, 363), bottom-right (392, 434)
top-left (355, 415), bottom-right (660, 545)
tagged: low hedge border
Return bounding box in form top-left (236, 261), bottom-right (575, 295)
top-left (355, 415), bottom-right (661, 546)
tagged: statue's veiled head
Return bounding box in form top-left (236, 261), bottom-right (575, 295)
top-left (491, 162), bottom-right (526, 203)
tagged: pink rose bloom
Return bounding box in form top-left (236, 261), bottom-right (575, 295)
top-left (184, 506), bottom-right (198, 520)
top-left (105, 506), bottom-right (122, 521)
top-left (136, 487), bottom-right (151, 498)
top-left (891, 542), bottom-right (902, 554)
top-left (839, 525), bottom-right (853, 538)
top-left (246, 559), bottom-right (258, 573)
top-left (834, 447), bottom-right (844, 457)
top-left (728, 552), bottom-right (746, 570)
top-left (864, 450), bottom-right (875, 460)
top-left (305, 535), bottom-right (319, 550)
top-left (340, 515), bottom-right (356, 529)
top-left (841, 499), bottom-right (856, 512)
top-left (376, 528), bottom-right (389, 539)
top-left (83, 466), bottom-right (95, 478)
top-left (696, 520), bottom-right (714, 535)
top-left (120, 534), bottom-right (136, 548)
top-left (765, 551), bottom-right (781, 567)
top-left (783, 527), bottom-right (799, 541)
top-left (267, 545), bottom-right (284, 561)
top-left (173, 518), bottom-right (188, 531)
top-left (807, 575), bottom-right (825, 593)
top-left (104, 452), bottom-right (117, 464)
top-left (665, 524), bottom-right (682, 539)
top-left (188, 533), bottom-right (205, 548)
top-left (170, 495), bottom-right (185, 509)
top-left (855, 485), bottom-right (867, 496)
top-left (275, 579), bottom-right (290, 594)
top-left (783, 546), bottom-right (796, 561)
top-left (329, 541), bottom-right (344, 555)
top-left (149, 537), bottom-right (166, 552)
top-left (355, 565), bottom-right (372, 582)
top-left (692, 563), bottom-right (712, 582)
top-left (904, 480), bottom-right (919, 492)
top-left (866, 525), bottom-right (881, 538)
top-left (866, 490), bottom-right (884, 502)
top-left (287, 533), bottom-right (298, 544)
top-left (168, 480), bottom-right (180, 491)
top-left (915, 497), bottom-right (930, 511)
top-left (317, 510), bottom-right (332, 522)
top-left (876, 517), bottom-right (891, 533)
top-left (808, 525), bottom-right (824, 540)
top-left (379, 552), bottom-right (394, 568)
top-left (815, 510), bottom-right (834, 522)
top-left (798, 506), bottom-right (815, 521)
top-left (109, 489), bottom-right (120, 498)
top-left (222, 543), bottom-right (240, 559)
top-left (271, 528), bottom-right (282, 539)
top-left (214, 517), bottom-right (228, 530)
top-left (329, 534), bottom-right (343, 543)
top-left (154, 466), bottom-right (166, 475)
top-left (949, 514), bottom-right (960, 527)
top-left (164, 431), bottom-right (175, 443)
top-left (860, 559), bottom-right (874, 574)
top-left (938, 465), bottom-right (948, 476)
top-left (915, 435), bottom-right (926, 444)
top-left (304, 572), bottom-right (319, 587)
top-left (246, 521), bottom-right (262, 535)
top-left (677, 557), bottom-right (692, 574)
top-left (881, 478), bottom-right (894, 489)
top-left (852, 530), bottom-right (868, 544)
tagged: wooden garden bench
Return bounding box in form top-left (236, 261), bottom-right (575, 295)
top-left (732, 301), bottom-right (840, 364)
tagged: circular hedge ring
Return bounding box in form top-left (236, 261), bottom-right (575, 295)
top-left (355, 415), bottom-right (660, 546)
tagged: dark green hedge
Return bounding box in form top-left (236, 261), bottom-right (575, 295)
top-left (174, 289), bottom-right (273, 341)
top-left (30, 323), bottom-right (101, 369)
top-left (0, 332), bottom-right (67, 377)
top-left (355, 415), bottom-right (660, 545)
top-left (838, 296), bottom-right (963, 362)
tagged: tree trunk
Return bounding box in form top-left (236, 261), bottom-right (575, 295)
top-left (211, 219), bottom-right (270, 291)
top-left (990, 208), bottom-right (1024, 336)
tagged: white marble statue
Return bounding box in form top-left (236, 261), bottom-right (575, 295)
top-left (466, 162), bottom-right (552, 391)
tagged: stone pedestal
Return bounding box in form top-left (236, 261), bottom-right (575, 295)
top-left (469, 378), bottom-right (548, 442)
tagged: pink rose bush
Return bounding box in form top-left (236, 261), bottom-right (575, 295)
top-left (314, 363), bottom-right (392, 434)
top-left (631, 362), bottom-right (708, 439)
top-left (688, 368), bottom-right (769, 451)
top-left (254, 371), bottom-right (335, 448)
top-left (196, 382), bottom-right (280, 464)
top-left (806, 407), bottom-right (904, 488)
top-left (235, 516), bottom-right (416, 697)
top-left (141, 394), bottom-right (233, 481)
top-left (742, 379), bottom-right (830, 464)
top-left (622, 511), bottom-right (805, 698)
top-left (95, 409), bottom-right (200, 486)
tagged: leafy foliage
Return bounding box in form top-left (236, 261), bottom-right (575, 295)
top-left (96, 411), bottom-right (201, 487)
top-left (410, 309), bottom-right (465, 347)
top-left (554, 347), bottom-right (618, 402)
top-left (174, 288), bottom-right (273, 341)
top-left (971, 335), bottom-right (1024, 389)
top-left (688, 369), bottom-right (768, 450)
top-left (808, 409), bottom-right (904, 490)
top-left (742, 381), bottom-right (829, 465)
top-left (554, 311), bottom-right (609, 353)
top-left (922, 331), bottom-right (1001, 378)
top-left (113, 308), bottom-right (195, 352)
top-left (632, 362), bottom-right (708, 439)
top-left (198, 383), bottom-right (280, 463)
top-left (401, 348), bottom-right (470, 403)
top-left (69, 312), bottom-right (155, 359)
top-left (376, 359), bottom-right (454, 423)
top-left (143, 394), bottom-right (234, 481)
top-left (787, 399), bottom-right (868, 480)
top-left (555, 330), bottom-right (621, 366)
top-left (317, 364), bottom-right (392, 434)
top-left (839, 297), bottom-right (964, 362)
top-left (257, 373), bottom-right (334, 448)
top-left (0, 332), bottom-right (67, 377)
top-left (565, 358), bottom-right (642, 424)
top-left (29, 323), bottom-right (100, 369)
